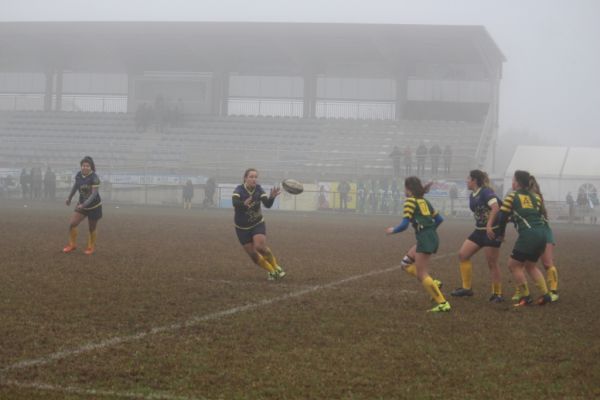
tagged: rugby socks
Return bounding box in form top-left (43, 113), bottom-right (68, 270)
top-left (459, 260), bottom-right (473, 289)
top-left (546, 266), bottom-right (558, 291)
top-left (263, 248), bottom-right (278, 269)
top-left (422, 276), bottom-right (446, 304)
top-left (492, 282), bottom-right (502, 296)
top-left (69, 227), bottom-right (78, 246)
top-left (257, 255), bottom-right (276, 273)
top-left (534, 276), bottom-right (550, 295)
top-left (87, 230), bottom-right (97, 250)
top-left (517, 283), bottom-right (530, 297)
top-left (403, 264), bottom-right (417, 277)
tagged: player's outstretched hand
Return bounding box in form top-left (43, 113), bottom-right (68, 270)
top-left (385, 227), bottom-right (395, 235)
top-left (270, 185), bottom-right (281, 198)
top-left (65, 198), bottom-right (71, 206)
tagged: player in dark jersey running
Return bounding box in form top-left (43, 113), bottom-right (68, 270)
top-left (386, 177), bottom-right (450, 312)
top-left (498, 170), bottom-right (552, 306)
top-left (451, 170), bottom-right (504, 302)
top-left (232, 168), bottom-right (285, 280)
top-left (62, 156), bottom-right (102, 255)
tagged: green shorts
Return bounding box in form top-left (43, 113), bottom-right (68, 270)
top-left (513, 227), bottom-right (547, 262)
top-left (544, 225), bottom-right (555, 245)
top-left (415, 228), bottom-right (439, 254)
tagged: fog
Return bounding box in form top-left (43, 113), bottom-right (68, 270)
top-left (3, 0), bottom-right (599, 148)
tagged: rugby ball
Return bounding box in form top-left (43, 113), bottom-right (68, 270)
top-left (282, 179), bottom-right (304, 195)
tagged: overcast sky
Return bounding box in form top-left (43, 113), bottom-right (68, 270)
top-left (2, 0), bottom-right (599, 145)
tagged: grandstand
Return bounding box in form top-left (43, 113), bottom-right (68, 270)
top-left (0, 22), bottom-right (504, 182)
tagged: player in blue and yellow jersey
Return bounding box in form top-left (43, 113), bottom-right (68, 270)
top-left (62, 156), bottom-right (102, 255)
top-left (498, 170), bottom-right (552, 306)
top-left (511, 176), bottom-right (560, 302)
top-left (451, 170), bottom-right (504, 302)
top-left (233, 168), bottom-right (285, 280)
top-left (386, 177), bottom-right (450, 312)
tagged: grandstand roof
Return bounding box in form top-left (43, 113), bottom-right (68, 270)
top-left (0, 22), bottom-right (505, 75)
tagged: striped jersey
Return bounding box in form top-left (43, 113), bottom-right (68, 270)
top-left (500, 189), bottom-right (545, 231)
top-left (403, 196), bottom-right (438, 231)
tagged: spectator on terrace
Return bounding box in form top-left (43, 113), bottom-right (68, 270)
top-left (31, 166), bottom-right (43, 199)
top-left (203, 177), bottom-right (216, 208)
top-left (443, 145), bottom-right (453, 176)
top-left (338, 180), bottom-right (351, 210)
top-left (20, 168), bottom-right (30, 200)
top-left (565, 192), bottom-right (575, 223)
top-left (357, 181), bottom-right (366, 213)
top-left (183, 180), bottom-right (194, 209)
top-left (389, 145), bottom-right (402, 178)
top-left (429, 144), bottom-right (442, 177)
top-left (44, 166), bottom-right (56, 200)
top-left (404, 145), bottom-right (412, 176)
top-left (416, 142), bottom-right (427, 177)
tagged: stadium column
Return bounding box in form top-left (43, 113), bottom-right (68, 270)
top-left (303, 72), bottom-right (316, 119)
top-left (55, 70), bottom-right (63, 111)
top-left (212, 71), bottom-right (230, 116)
top-left (44, 69), bottom-right (54, 112)
top-left (395, 66), bottom-right (408, 121)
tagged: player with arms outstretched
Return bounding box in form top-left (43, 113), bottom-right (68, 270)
top-left (232, 168), bottom-right (285, 280)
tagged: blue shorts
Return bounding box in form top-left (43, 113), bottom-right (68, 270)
top-left (235, 222), bottom-right (266, 245)
top-left (467, 229), bottom-right (502, 248)
top-left (76, 205), bottom-right (103, 221)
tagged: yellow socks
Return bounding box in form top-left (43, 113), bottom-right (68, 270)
top-left (460, 260), bottom-right (472, 289)
top-left (534, 276), bottom-right (549, 295)
top-left (257, 255), bottom-right (276, 273)
top-left (69, 227), bottom-right (78, 246)
top-left (517, 283), bottom-right (530, 297)
top-left (87, 230), bottom-right (97, 249)
top-left (403, 264), bottom-right (417, 277)
top-left (492, 282), bottom-right (502, 296)
top-left (422, 276), bottom-right (446, 304)
top-left (547, 266), bottom-right (558, 291)
top-left (264, 249), bottom-right (278, 269)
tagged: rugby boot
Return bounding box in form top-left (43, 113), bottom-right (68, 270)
top-left (450, 287), bottom-right (474, 297)
top-left (62, 245), bottom-right (77, 253)
top-left (488, 294), bottom-right (505, 303)
top-left (513, 295), bottom-right (533, 307)
top-left (536, 293), bottom-right (552, 305)
top-left (428, 302), bottom-right (451, 313)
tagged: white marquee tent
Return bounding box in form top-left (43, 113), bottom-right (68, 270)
top-left (503, 146), bottom-right (600, 203)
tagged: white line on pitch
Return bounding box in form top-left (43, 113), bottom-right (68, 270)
top-left (3, 252), bottom-right (454, 373)
top-left (0, 379), bottom-right (198, 400)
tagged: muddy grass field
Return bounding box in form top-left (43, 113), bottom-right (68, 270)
top-left (1, 200), bottom-right (599, 399)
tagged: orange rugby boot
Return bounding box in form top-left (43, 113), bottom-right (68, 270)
top-left (84, 247), bottom-right (95, 255)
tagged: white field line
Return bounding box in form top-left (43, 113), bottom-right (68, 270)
top-left (202, 278), bottom-right (315, 289)
top-left (0, 378), bottom-right (199, 400)
top-left (2, 252), bottom-right (455, 375)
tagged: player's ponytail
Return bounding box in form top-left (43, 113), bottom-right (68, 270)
top-left (529, 175), bottom-right (548, 219)
top-left (405, 176), bottom-right (431, 198)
